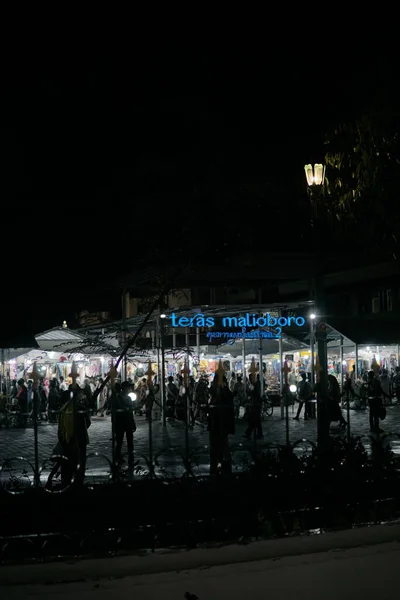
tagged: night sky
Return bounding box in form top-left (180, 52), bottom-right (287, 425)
top-left (2, 47), bottom-right (397, 341)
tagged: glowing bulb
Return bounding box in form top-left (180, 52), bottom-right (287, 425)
top-left (128, 392), bottom-right (137, 402)
top-left (309, 313), bottom-right (316, 320)
top-left (289, 385), bottom-right (297, 393)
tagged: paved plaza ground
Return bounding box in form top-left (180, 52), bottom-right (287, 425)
top-left (3, 527), bottom-right (400, 598)
top-left (1, 405), bottom-right (400, 484)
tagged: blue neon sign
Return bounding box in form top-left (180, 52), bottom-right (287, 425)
top-left (169, 312), bottom-right (305, 329)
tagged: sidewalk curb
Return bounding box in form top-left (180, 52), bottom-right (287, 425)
top-left (2, 522), bottom-right (400, 586)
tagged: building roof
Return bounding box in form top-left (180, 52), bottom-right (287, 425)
top-left (35, 327), bottom-right (84, 343)
top-left (34, 327), bottom-right (85, 353)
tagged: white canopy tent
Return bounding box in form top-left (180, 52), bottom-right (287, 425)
top-left (35, 327), bottom-right (86, 353)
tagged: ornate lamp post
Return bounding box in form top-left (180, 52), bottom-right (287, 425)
top-left (304, 163), bottom-right (329, 445)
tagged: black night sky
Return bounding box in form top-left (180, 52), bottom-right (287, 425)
top-left (2, 46), bottom-right (398, 341)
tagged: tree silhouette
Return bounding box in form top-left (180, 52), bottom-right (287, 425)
top-left (324, 106), bottom-right (400, 260)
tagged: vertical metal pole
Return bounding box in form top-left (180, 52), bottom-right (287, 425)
top-left (312, 184), bottom-right (329, 446)
top-left (285, 388), bottom-right (290, 447)
top-left (0, 349), bottom-right (4, 394)
top-left (100, 327), bottom-right (105, 381)
top-left (355, 344), bottom-right (359, 379)
top-left (155, 319), bottom-right (160, 387)
top-left (340, 336), bottom-right (344, 390)
top-left (160, 317), bottom-right (167, 426)
top-left (156, 347), bottom-right (161, 390)
top-left (316, 324), bottom-right (328, 445)
top-left (341, 336), bottom-right (351, 439)
top-left (185, 329), bottom-right (190, 463)
top-left (108, 365), bottom-right (117, 479)
top-left (259, 330), bottom-right (264, 397)
top-left (121, 287), bottom-right (127, 381)
top-left (33, 388), bottom-right (40, 487)
top-left (279, 336), bottom-right (284, 419)
top-left (310, 320), bottom-right (315, 388)
top-left (148, 395), bottom-right (154, 479)
top-left (5, 350), bottom-right (10, 396)
top-left (172, 331), bottom-right (176, 348)
top-left (242, 337), bottom-right (246, 389)
top-left (196, 327), bottom-right (200, 373)
top-left (397, 344), bottom-right (400, 369)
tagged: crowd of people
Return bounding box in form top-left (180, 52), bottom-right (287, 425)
top-left (291, 366), bottom-right (400, 434)
top-left (1, 364), bottom-right (400, 485)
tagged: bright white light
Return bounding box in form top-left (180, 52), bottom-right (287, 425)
top-left (160, 314), bottom-right (167, 319)
top-left (366, 346), bottom-right (371, 352)
top-left (309, 313), bottom-right (316, 320)
top-left (289, 384), bottom-right (297, 393)
top-left (304, 163), bottom-right (326, 187)
top-left (128, 392), bottom-right (137, 402)
top-left (342, 360), bottom-right (347, 366)
top-left (268, 361), bottom-right (272, 365)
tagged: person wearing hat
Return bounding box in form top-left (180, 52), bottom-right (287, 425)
top-left (114, 381), bottom-right (136, 468)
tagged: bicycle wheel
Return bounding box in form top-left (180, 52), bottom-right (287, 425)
top-left (266, 402), bottom-right (273, 417)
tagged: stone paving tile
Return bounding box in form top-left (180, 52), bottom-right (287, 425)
top-left (1, 406), bottom-right (400, 481)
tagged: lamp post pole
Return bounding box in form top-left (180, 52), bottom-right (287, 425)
top-left (309, 314), bottom-right (316, 387)
top-left (304, 163), bottom-right (329, 446)
top-left (160, 313), bottom-right (167, 426)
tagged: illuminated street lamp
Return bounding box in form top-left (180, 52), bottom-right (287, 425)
top-left (309, 313), bottom-right (316, 320)
top-left (304, 163), bottom-right (326, 191)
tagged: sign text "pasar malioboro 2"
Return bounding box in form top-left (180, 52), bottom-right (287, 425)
top-left (170, 313), bottom-right (306, 328)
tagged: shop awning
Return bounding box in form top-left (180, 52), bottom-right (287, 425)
top-left (328, 317), bottom-right (400, 345)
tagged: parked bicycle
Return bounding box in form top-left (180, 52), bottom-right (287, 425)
top-left (260, 394), bottom-right (274, 420)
